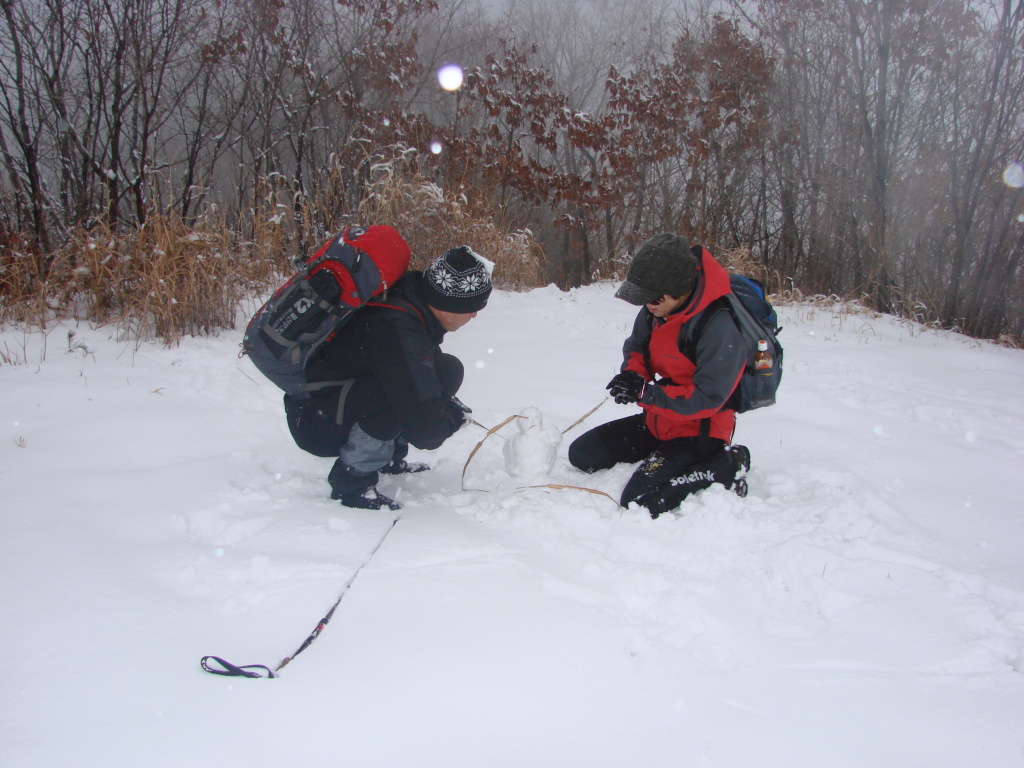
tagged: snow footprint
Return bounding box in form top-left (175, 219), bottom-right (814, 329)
top-left (181, 504), bottom-right (277, 547)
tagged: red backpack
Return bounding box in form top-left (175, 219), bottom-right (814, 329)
top-left (242, 225), bottom-right (410, 398)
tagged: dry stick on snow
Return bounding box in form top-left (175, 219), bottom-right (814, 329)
top-left (461, 414), bottom-right (518, 491)
top-left (468, 417), bottom-right (507, 438)
top-left (520, 484), bottom-right (619, 504)
top-left (236, 366), bottom-right (262, 387)
top-left (560, 397), bottom-right (608, 434)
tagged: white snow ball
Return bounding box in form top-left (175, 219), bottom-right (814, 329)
top-left (430, 141), bottom-right (443, 155)
top-left (514, 406), bottom-right (544, 433)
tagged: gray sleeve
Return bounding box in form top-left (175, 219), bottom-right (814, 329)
top-left (620, 309), bottom-right (653, 374)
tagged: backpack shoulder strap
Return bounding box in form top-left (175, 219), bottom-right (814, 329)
top-left (680, 296), bottom-right (733, 363)
top-left (366, 295), bottom-right (427, 327)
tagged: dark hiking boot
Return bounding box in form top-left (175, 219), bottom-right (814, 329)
top-left (328, 460), bottom-right (399, 509)
top-left (727, 444), bottom-right (751, 497)
top-left (339, 487), bottom-right (402, 511)
top-left (727, 444), bottom-right (751, 476)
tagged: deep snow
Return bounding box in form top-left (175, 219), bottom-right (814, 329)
top-left (1, 283), bottom-right (1023, 767)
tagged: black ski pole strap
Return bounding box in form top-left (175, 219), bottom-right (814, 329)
top-left (272, 513), bottom-right (400, 671)
top-left (200, 655), bottom-right (277, 679)
top-left (201, 512), bottom-right (401, 680)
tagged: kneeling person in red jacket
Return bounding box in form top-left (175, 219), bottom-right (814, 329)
top-left (285, 246), bottom-right (492, 510)
top-left (568, 233), bottom-right (751, 518)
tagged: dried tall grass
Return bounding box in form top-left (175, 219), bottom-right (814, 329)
top-left (713, 245), bottom-right (785, 297)
top-left (0, 232), bottom-right (54, 330)
top-left (354, 164), bottom-right (546, 291)
top-left (0, 212), bottom-right (295, 348)
top-left (0, 143), bottom-right (545, 354)
top-left (75, 218), bottom-right (238, 343)
top-left (0, 165), bottom-right (546, 358)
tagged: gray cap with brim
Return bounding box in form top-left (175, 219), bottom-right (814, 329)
top-left (615, 280), bottom-right (664, 306)
top-left (615, 233), bottom-right (698, 306)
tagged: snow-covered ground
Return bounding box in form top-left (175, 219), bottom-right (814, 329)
top-left (2, 283), bottom-right (1022, 767)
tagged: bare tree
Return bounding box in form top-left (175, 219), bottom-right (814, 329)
top-left (0, 0), bottom-right (53, 252)
top-left (936, 0), bottom-right (1024, 336)
top-left (731, 0), bottom-right (1022, 333)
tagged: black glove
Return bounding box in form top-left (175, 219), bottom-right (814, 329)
top-left (441, 395), bottom-right (472, 431)
top-left (606, 371), bottom-right (646, 405)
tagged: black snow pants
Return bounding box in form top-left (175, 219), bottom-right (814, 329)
top-left (284, 352), bottom-right (464, 470)
top-left (568, 414), bottom-right (741, 517)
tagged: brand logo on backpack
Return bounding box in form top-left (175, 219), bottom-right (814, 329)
top-left (241, 225), bottom-right (411, 399)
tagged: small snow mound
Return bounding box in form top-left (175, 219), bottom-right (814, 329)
top-left (502, 407), bottom-right (562, 480)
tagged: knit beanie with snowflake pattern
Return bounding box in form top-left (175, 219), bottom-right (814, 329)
top-left (422, 246), bottom-right (493, 314)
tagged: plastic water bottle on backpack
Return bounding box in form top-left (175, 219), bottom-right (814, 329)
top-left (753, 339), bottom-right (774, 374)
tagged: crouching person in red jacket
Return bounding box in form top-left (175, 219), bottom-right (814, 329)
top-left (568, 233), bottom-right (751, 518)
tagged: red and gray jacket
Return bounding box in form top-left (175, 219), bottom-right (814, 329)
top-left (621, 246), bottom-right (746, 442)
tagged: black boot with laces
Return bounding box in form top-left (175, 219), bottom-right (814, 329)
top-left (328, 460), bottom-right (401, 510)
top-left (339, 486), bottom-right (402, 511)
top-left (727, 444), bottom-right (751, 498)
